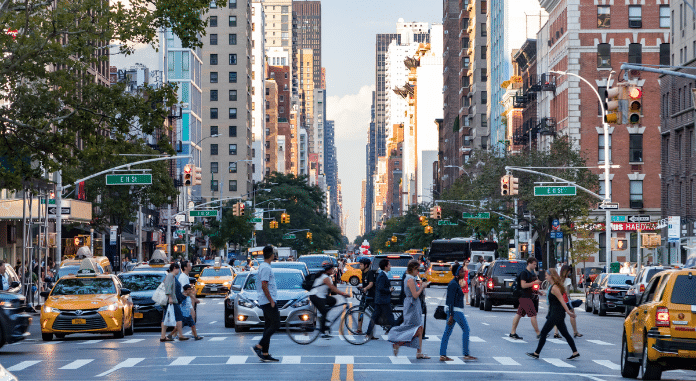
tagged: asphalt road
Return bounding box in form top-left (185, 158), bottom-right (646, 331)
top-left (1, 285), bottom-right (695, 381)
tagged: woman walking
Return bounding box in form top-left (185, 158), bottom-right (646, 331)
top-left (388, 260), bottom-right (430, 359)
top-left (527, 269), bottom-right (580, 360)
top-left (459, 260), bottom-right (470, 304)
top-left (554, 265), bottom-right (582, 338)
top-left (440, 263), bottom-right (477, 362)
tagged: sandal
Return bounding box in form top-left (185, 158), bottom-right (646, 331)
top-left (553, 333), bottom-right (562, 339)
top-left (416, 354), bottom-right (430, 359)
top-left (159, 337), bottom-right (174, 342)
top-left (462, 355), bottom-right (477, 361)
top-left (574, 332), bottom-right (583, 338)
top-left (440, 356), bottom-right (454, 362)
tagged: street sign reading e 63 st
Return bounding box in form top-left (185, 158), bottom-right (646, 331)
top-left (462, 212), bottom-right (490, 219)
top-left (534, 186), bottom-right (577, 196)
top-left (105, 174), bottom-right (152, 185)
top-left (189, 210), bottom-right (218, 217)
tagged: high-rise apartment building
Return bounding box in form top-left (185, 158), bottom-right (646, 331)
top-left (265, 79), bottom-right (279, 177)
top-left (440, 0), bottom-right (462, 193)
top-left (263, 0), bottom-right (293, 54)
top-left (296, 48), bottom-right (315, 145)
top-left (292, 1), bottom-right (322, 88)
top-left (201, 0), bottom-right (253, 201)
top-left (251, 1), bottom-right (267, 183)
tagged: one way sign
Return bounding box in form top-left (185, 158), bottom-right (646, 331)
top-left (628, 215), bottom-right (650, 223)
top-left (48, 207), bottom-right (71, 215)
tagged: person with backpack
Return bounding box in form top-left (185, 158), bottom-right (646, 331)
top-left (440, 263), bottom-right (477, 362)
top-left (308, 262), bottom-right (349, 339)
top-left (510, 257), bottom-right (542, 340)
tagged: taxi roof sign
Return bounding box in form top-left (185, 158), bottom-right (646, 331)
top-left (75, 246), bottom-right (93, 259)
top-left (149, 250), bottom-right (167, 266)
top-left (214, 256), bottom-right (222, 269)
top-left (76, 258), bottom-right (98, 276)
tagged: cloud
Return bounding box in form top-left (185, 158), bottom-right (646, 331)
top-left (327, 85), bottom-right (374, 241)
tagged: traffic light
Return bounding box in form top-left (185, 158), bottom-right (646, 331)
top-left (281, 213), bottom-right (290, 224)
top-left (501, 175), bottom-right (511, 196)
top-left (424, 225), bottom-right (433, 234)
top-left (628, 86), bottom-right (642, 125)
top-left (510, 176), bottom-right (519, 195)
top-left (269, 220), bottom-right (278, 229)
top-left (391, 235), bottom-right (397, 243)
top-left (419, 216), bottom-right (427, 226)
top-left (306, 231), bottom-right (312, 239)
top-left (611, 238), bottom-right (628, 251)
top-left (429, 206), bottom-right (437, 219)
top-left (431, 205), bottom-right (442, 219)
top-left (385, 241), bottom-right (390, 247)
top-left (183, 164), bottom-right (192, 186)
top-left (520, 243), bottom-right (528, 253)
top-left (604, 86), bottom-right (621, 124)
top-left (193, 167), bottom-right (202, 186)
top-left (232, 203), bottom-right (239, 216)
top-left (73, 235), bottom-right (90, 247)
top-left (239, 202), bottom-right (245, 216)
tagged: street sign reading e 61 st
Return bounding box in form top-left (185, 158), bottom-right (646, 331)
top-left (189, 210), bottom-right (218, 217)
top-left (534, 186), bottom-right (576, 196)
top-left (105, 174), bottom-right (152, 185)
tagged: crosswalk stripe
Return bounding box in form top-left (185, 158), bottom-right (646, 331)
top-left (282, 356), bottom-right (301, 364)
top-left (78, 340), bottom-right (103, 344)
top-left (593, 359), bottom-right (620, 370)
top-left (493, 357), bottom-right (520, 366)
top-left (217, 302), bottom-right (224, 305)
top-left (60, 359), bottom-right (94, 370)
top-left (7, 361), bottom-right (41, 371)
top-left (482, 322), bottom-right (490, 326)
top-left (209, 337), bottom-right (226, 341)
top-left (587, 340), bottom-right (614, 346)
top-left (426, 335), bottom-right (440, 341)
top-left (502, 336), bottom-right (527, 343)
top-left (208, 321), bottom-right (218, 324)
top-left (389, 356), bottom-right (411, 364)
top-left (120, 339), bottom-right (145, 344)
top-left (169, 356), bottom-right (195, 366)
top-left (547, 338), bottom-right (565, 344)
top-left (445, 357), bottom-right (464, 365)
top-left (469, 336), bottom-right (485, 342)
top-left (96, 358), bottom-right (145, 377)
top-left (542, 358), bottom-right (575, 368)
top-left (335, 356), bottom-right (354, 364)
top-left (381, 335), bottom-right (389, 340)
top-left (252, 335), bottom-right (262, 341)
top-left (226, 356), bottom-right (248, 364)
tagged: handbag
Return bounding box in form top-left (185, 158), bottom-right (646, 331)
top-left (434, 305), bottom-right (447, 320)
top-left (152, 282), bottom-right (167, 306)
top-left (163, 304), bottom-right (177, 327)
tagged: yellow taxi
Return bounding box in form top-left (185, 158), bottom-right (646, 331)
top-left (195, 265), bottom-right (236, 296)
top-left (621, 268), bottom-right (696, 379)
top-left (57, 257), bottom-right (105, 280)
top-left (424, 262), bottom-right (454, 285)
top-left (39, 259), bottom-right (134, 341)
top-left (341, 262), bottom-right (363, 286)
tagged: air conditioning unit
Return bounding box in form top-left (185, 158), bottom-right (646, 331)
top-left (630, 200), bottom-right (644, 209)
top-left (629, 20), bottom-right (642, 28)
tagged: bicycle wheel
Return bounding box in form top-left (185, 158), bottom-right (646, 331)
top-left (341, 307), bottom-right (371, 345)
top-left (285, 309), bottom-right (319, 345)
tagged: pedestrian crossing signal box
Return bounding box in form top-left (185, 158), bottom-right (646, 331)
top-left (611, 238), bottom-right (628, 251)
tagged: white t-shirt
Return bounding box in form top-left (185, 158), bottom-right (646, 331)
top-left (308, 274), bottom-right (329, 298)
top-left (178, 272), bottom-right (190, 293)
top-left (257, 262), bottom-right (277, 305)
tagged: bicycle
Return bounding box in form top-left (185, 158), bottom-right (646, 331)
top-left (345, 289), bottom-right (403, 336)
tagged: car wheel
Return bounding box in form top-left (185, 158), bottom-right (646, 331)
top-left (484, 295), bottom-right (492, 311)
top-left (621, 332), bottom-right (640, 379)
top-left (584, 295), bottom-right (592, 312)
top-left (598, 297), bottom-right (607, 316)
top-left (41, 333), bottom-right (53, 342)
top-left (126, 315), bottom-right (134, 336)
top-left (224, 307), bottom-right (235, 328)
top-left (592, 296), bottom-right (599, 314)
top-left (114, 318), bottom-right (125, 339)
top-left (640, 336), bottom-right (662, 380)
top-left (349, 276), bottom-right (360, 287)
top-left (479, 295), bottom-right (485, 310)
top-left (469, 291), bottom-right (476, 307)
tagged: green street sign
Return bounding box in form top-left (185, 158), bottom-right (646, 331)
top-left (250, 218), bottom-right (263, 223)
top-left (189, 210), bottom-right (218, 217)
top-left (175, 230), bottom-right (186, 235)
top-left (41, 199), bottom-right (56, 205)
top-left (534, 186), bottom-right (576, 196)
top-left (437, 220), bottom-right (458, 226)
top-left (462, 212), bottom-right (490, 219)
top-left (283, 234), bottom-right (296, 240)
top-left (106, 174), bottom-right (152, 185)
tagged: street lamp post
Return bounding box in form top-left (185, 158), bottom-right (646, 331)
top-left (444, 165), bottom-right (472, 183)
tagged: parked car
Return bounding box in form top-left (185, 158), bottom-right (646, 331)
top-left (593, 273), bottom-right (634, 316)
top-left (117, 271), bottom-right (167, 328)
top-left (624, 265), bottom-right (673, 317)
top-left (0, 291), bottom-right (31, 349)
top-left (584, 272), bottom-right (608, 313)
top-left (470, 262), bottom-right (491, 308)
top-left (479, 260), bottom-right (528, 311)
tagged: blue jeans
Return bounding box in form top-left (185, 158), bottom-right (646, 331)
top-left (439, 311), bottom-right (470, 356)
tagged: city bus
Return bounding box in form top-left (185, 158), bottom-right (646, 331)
top-left (427, 238), bottom-right (498, 263)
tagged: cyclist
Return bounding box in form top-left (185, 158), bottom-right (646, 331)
top-left (308, 262), bottom-right (350, 339)
top-left (356, 258), bottom-right (376, 307)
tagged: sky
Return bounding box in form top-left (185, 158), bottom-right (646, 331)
top-left (324, 0), bottom-right (442, 241)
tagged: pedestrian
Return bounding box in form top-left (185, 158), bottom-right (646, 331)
top-left (356, 258), bottom-right (376, 335)
top-left (474, 256), bottom-right (485, 273)
top-left (0, 261), bottom-right (10, 291)
top-left (181, 284), bottom-right (203, 340)
top-left (620, 262), bottom-right (631, 274)
top-left (121, 256), bottom-right (129, 273)
top-left (388, 260), bottom-right (430, 359)
top-left (526, 269), bottom-right (580, 360)
top-left (245, 259), bottom-right (254, 271)
top-left (308, 262), bottom-right (350, 339)
top-left (160, 263), bottom-right (188, 342)
top-left (440, 263), bottom-right (476, 362)
top-left (554, 265), bottom-right (582, 338)
top-left (366, 259), bottom-right (398, 340)
top-left (510, 257), bottom-right (542, 340)
top-left (459, 259), bottom-right (470, 304)
top-left (252, 246), bottom-right (280, 362)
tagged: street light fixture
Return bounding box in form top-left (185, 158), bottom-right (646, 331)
top-left (444, 165), bottom-right (472, 183)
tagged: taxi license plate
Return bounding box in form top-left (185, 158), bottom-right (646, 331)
top-left (210, 287), bottom-right (218, 292)
top-left (72, 318), bottom-right (86, 325)
top-left (439, 274), bottom-right (445, 277)
top-left (134, 313), bottom-right (143, 319)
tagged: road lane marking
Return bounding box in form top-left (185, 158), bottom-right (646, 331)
top-left (60, 359), bottom-right (94, 370)
top-left (282, 356), bottom-right (301, 364)
top-left (445, 357), bottom-right (464, 364)
top-left (493, 357), bottom-right (520, 366)
top-left (169, 356), bottom-right (196, 366)
top-left (96, 358), bottom-right (144, 377)
top-left (77, 340), bottom-right (103, 344)
top-left (389, 356), bottom-right (411, 364)
top-left (542, 358), bottom-right (575, 368)
top-left (120, 339), bottom-right (144, 344)
top-left (226, 356), bottom-right (248, 364)
top-left (209, 337), bottom-right (226, 341)
top-left (217, 302), bottom-right (224, 305)
top-left (335, 356), bottom-right (354, 364)
top-left (331, 364), bottom-right (341, 381)
top-left (7, 361), bottom-right (41, 371)
top-left (469, 336), bottom-right (485, 342)
top-left (381, 335), bottom-right (388, 340)
top-left (252, 335), bottom-right (262, 340)
top-left (502, 336), bottom-right (527, 343)
top-left (347, 364), bottom-right (354, 381)
top-left (593, 359), bottom-right (620, 370)
top-left (426, 335), bottom-right (440, 341)
top-left (208, 321), bottom-right (218, 324)
top-left (586, 340), bottom-right (614, 346)
top-left (481, 322), bottom-right (490, 326)
top-left (547, 338), bottom-right (565, 344)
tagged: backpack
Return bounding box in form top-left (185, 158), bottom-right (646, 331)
top-left (302, 272), bottom-right (318, 291)
top-left (512, 271), bottom-right (524, 298)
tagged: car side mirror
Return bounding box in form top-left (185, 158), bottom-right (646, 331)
top-left (120, 288), bottom-right (131, 296)
top-left (623, 294), bottom-right (637, 306)
top-left (231, 285), bottom-right (242, 292)
top-left (10, 281), bottom-right (20, 288)
top-left (625, 279), bottom-right (634, 285)
top-left (39, 291), bottom-right (50, 298)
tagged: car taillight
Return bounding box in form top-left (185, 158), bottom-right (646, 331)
top-left (656, 307), bottom-right (670, 327)
top-left (639, 284), bottom-right (645, 293)
top-left (478, 276), bottom-right (483, 282)
top-left (605, 288), bottom-right (619, 294)
top-left (532, 284), bottom-right (539, 291)
top-left (487, 280), bottom-right (494, 289)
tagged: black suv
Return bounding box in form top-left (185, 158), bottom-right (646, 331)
top-left (371, 254), bottom-right (412, 305)
top-left (480, 260), bottom-right (528, 311)
top-left (0, 291), bottom-right (31, 349)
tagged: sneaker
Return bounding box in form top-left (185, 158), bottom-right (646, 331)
top-left (526, 352), bottom-right (539, 359)
top-left (251, 346), bottom-right (264, 359)
top-left (321, 333), bottom-right (332, 339)
top-left (194, 336), bottom-right (204, 341)
top-left (509, 333), bottom-right (523, 340)
top-left (261, 355), bottom-right (280, 362)
top-left (567, 353), bottom-right (580, 360)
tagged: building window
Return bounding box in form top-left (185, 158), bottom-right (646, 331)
top-left (210, 0), bottom-right (216, 8)
top-left (597, 6), bottom-right (610, 28)
top-left (210, 144), bottom-right (218, 155)
top-left (229, 34), bottom-right (237, 45)
top-left (229, 162), bottom-right (237, 173)
top-left (279, 106), bottom-right (284, 114)
top-left (229, 108), bottom-right (237, 119)
top-left (480, 69), bottom-right (487, 82)
top-left (660, 5), bottom-right (670, 28)
top-left (660, 43), bottom-right (670, 66)
top-left (480, 49), bottom-right (486, 60)
top-left (211, 180), bottom-right (218, 192)
top-left (462, 57), bottom-right (470, 69)
top-left (629, 134), bottom-right (643, 162)
top-left (229, 72), bottom-right (237, 83)
top-left (630, 180), bottom-right (643, 204)
top-left (211, 162), bottom-right (218, 174)
top-left (210, 72), bottom-right (218, 83)
top-left (228, 0), bottom-right (236, 9)
top-left (480, 91), bottom-right (487, 104)
top-left (210, 54), bottom-right (218, 65)
top-left (480, 23), bottom-right (486, 37)
top-left (229, 144), bottom-right (237, 155)
top-left (229, 126), bottom-right (237, 137)
top-left (229, 54), bottom-right (237, 65)
top-left (229, 16), bottom-right (237, 27)
top-left (209, 16), bottom-right (217, 27)
top-left (229, 180), bottom-right (237, 192)
top-left (628, 5), bottom-right (642, 28)
top-left (229, 90), bottom-right (237, 101)
top-left (598, 180), bottom-right (612, 198)
top-left (598, 134), bottom-right (611, 161)
top-left (597, 43), bottom-right (611, 68)
top-left (598, 86), bottom-right (606, 114)
top-left (628, 43), bottom-right (642, 64)
top-left (210, 34), bottom-right (217, 45)
top-left (210, 90), bottom-right (218, 101)
top-left (210, 126), bottom-right (218, 136)
top-left (210, 108), bottom-right (218, 119)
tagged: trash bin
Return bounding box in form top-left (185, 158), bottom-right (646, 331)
top-left (610, 261), bottom-right (621, 273)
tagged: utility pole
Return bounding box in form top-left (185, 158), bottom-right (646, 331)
top-left (514, 198), bottom-right (519, 259)
top-left (137, 205), bottom-right (143, 262)
top-left (56, 170), bottom-right (62, 264)
top-left (167, 203), bottom-right (172, 263)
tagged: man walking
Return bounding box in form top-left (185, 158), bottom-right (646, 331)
top-left (366, 259), bottom-right (396, 340)
top-left (252, 246), bottom-right (280, 362)
top-left (510, 257), bottom-right (542, 340)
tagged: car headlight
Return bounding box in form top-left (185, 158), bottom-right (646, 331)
top-left (238, 298), bottom-right (257, 308)
top-left (223, 281), bottom-right (231, 286)
top-left (291, 297), bottom-right (310, 308)
top-left (97, 303), bottom-right (119, 312)
top-left (43, 306), bottom-right (60, 313)
top-left (0, 299), bottom-right (21, 309)
top-left (198, 282), bottom-right (205, 286)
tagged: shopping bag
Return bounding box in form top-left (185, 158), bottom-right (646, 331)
top-left (163, 305), bottom-right (177, 327)
top-left (152, 283), bottom-right (167, 306)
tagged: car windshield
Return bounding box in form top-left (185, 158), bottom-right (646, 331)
top-left (201, 268), bottom-right (233, 277)
top-left (57, 266), bottom-right (79, 279)
top-left (432, 265), bottom-right (450, 272)
top-left (644, 268), bottom-right (662, 283)
top-left (52, 278), bottom-right (116, 295)
top-left (244, 272), bottom-right (304, 290)
top-left (298, 256), bottom-right (332, 268)
top-left (670, 275), bottom-right (696, 304)
top-left (271, 263), bottom-right (306, 273)
top-left (606, 274), bottom-right (634, 286)
top-left (117, 274), bottom-right (165, 291)
top-left (493, 262), bottom-right (526, 276)
top-left (233, 274), bottom-right (247, 286)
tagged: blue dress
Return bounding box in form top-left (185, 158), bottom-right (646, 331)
top-left (388, 274), bottom-right (423, 349)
